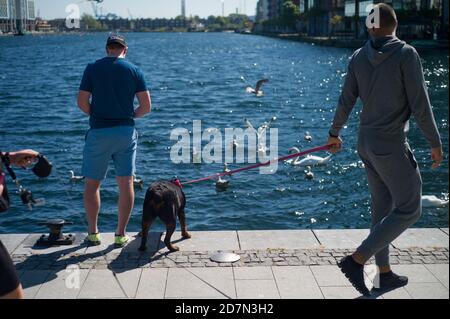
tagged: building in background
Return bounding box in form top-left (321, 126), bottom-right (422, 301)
top-left (306, 0), bottom-right (345, 36)
top-left (345, 0), bottom-right (448, 39)
top-left (0, 0), bottom-right (35, 34)
top-left (255, 0), bottom-right (448, 40)
top-left (256, 0), bottom-right (269, 22)
top-left (267, 0), bottom-right (281, 20)
top-left (181, 0), bottom-right (186, 18)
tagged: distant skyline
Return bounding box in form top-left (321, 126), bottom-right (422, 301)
top-left (35, 0), bottom-right (258, 19)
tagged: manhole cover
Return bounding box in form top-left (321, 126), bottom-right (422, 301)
top-left (210, 252), bottom-right (241, 263)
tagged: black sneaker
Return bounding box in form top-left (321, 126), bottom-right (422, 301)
top-left (338, 256), bottom-right (371, 296)
top-left (373, 271), bottom-right (409, 291)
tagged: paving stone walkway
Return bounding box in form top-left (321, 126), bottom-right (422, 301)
top-left (9, 246), bottom-right (449, 270)
top-left (1, 228), bottom-right (448, 299)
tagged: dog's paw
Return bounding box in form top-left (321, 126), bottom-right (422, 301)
top-left (167, 244), bottom-right (180, 252)
top-left (182, 232), bottom-right (192, 239)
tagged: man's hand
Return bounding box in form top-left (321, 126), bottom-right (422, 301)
top-left (431, 146), bottom-right (444, 169)
top-left (9, 150), bottom-right (39, 167)
top-left (327, 136), bottom-right (343, 154)
top-left (77, 90), bottom-right (92, 116)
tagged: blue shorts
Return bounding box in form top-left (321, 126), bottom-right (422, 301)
top-left (82, 126), bottom-right (138, 181)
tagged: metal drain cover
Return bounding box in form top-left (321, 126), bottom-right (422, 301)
top-left (210, 252), bottom-right (241, 263)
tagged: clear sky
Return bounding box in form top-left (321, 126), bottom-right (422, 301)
top-left (35, 0), bottom-right (258, 19)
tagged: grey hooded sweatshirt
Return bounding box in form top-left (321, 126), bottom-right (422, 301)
top-left (330, 36), bottom-right (442, 148)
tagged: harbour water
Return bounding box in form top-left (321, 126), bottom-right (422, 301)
top-left (0, 32), bottom-right (448, 233)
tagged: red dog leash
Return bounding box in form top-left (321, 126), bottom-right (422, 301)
top-left (181, 144), bottom-right (332, 186)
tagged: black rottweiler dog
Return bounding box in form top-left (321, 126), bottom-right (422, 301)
top-left (139, 180), bottom-right (191, 252)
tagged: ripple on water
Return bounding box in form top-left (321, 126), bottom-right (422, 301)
top-left (0, 33), bottom-right (448, 233)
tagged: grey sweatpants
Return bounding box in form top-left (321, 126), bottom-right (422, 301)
top-left (356, 131), bottom-right (422, 267)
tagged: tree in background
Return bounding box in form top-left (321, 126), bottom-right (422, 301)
top-left (81, 14), bottom-right (106, 31)
top-left (281, 0), bottom-right (301, 30)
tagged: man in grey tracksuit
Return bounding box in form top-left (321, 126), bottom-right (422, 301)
top-left (327, 3), bottom-right (444, 296)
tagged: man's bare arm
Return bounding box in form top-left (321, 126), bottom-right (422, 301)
top-left (134, 91), bottom-right (151, 118)
top-left (77, 90), bottom-right (92, 116)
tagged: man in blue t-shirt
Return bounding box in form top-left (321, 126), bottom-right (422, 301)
top-left (78, 34), bottom-right (151, 247)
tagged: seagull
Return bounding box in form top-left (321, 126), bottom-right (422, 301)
top-left (192, 147), bottom-right (201, 164)
top-left (245, 79), bottom-right (269, 96)
top-left (286, 147), bottom-right (332, 167)
top-left (245, 117), bottom-right (277, 138)
top-left (261, 117), bottom-right (277, 129)
top-left (304, 131), bottom-right (313, 142)
top-left (244, 118), bottom-right (257, 132)
top-left (216, 176), bottom-right (230, 191)
top-left (259, 117), bottom-right (277, 136)
top-left (134, 176), bottom-right (144, 189)
top-left (205, 128), bottom-right (219, 134)
top-left (422, 195), bottom-right (449, 208)
top-left (223, 163), bottom-right (231, 175)
top-left (258, 144), bottom-right (267, 159)
top-left (216, 164), bottom-right (232, 191)
top-left (69, 170), bottom-right (84, 182)
top-left (304, 166), bottom-right (314, 180)
top-left (231, 138), bottom-right (239, 151)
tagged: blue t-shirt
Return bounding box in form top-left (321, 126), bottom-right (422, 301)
top-left (79, 57), bottom-right (148, 129)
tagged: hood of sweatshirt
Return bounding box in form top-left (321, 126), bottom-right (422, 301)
top-left (365, 36), bottom-right (406, 67)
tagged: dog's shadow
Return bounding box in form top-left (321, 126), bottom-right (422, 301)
top-left (107, 232), bottom-right (191, 274)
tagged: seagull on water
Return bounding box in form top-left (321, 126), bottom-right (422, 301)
top-left (134, 176), bottom-right (144, 189)
top-left (223, 163), bottom-right (231, 175)
top-left (216, 164), bottom-right (231, 191)
top-left (304, 166), bottom-right (314, 180)
top-left (215, 176), bottom-right (230, 191)
top-left (69, 170), bottom-right (84, 182)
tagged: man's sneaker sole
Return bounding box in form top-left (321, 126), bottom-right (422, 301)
top-left (337, 259), bottom-right (371, 297)
top-left (372, 276), bottom-right (409, 291)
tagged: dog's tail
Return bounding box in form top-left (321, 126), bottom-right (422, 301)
top-left (144, 187), bottom-right (165, 214)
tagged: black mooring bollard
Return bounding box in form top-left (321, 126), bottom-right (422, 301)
top-left (36, 219), bottom-right (75, 246)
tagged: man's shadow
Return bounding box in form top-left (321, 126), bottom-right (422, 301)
top-left (14, 231), bottom-right (176, 289)
top-left (15, 241), bottom-right (116, 290)
top-left (355, 287), bottom-right (405, 299)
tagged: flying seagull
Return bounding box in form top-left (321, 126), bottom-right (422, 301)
top-left (245, 79), bottom-right (269, 96)
top-left (244, 117), bottom-right (277, 138)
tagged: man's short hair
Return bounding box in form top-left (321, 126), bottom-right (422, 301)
top-left (373, 3), bottom-right (397, 29)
